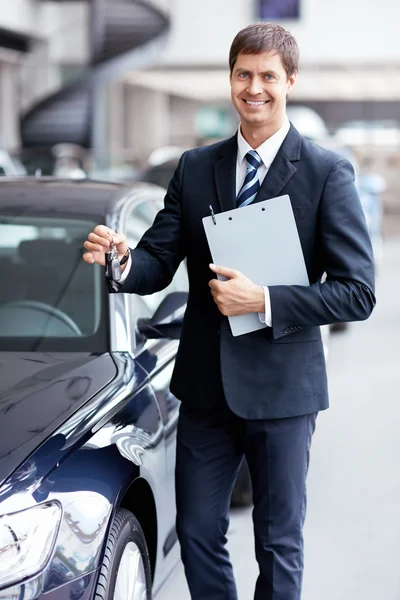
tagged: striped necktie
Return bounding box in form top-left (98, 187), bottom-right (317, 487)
top-left (236, 150), bottom-right (262, 208)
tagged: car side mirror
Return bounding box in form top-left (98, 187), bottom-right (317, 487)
top-left (137, 291), bottom-right (188, 340)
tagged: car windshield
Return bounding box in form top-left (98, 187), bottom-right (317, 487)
top-left (0, 215), bottom-right (108, 352)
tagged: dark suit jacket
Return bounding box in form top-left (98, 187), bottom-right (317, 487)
top-left (119, 124), bottom-right (375, 419)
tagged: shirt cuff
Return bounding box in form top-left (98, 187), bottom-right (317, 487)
top-left (118, 252), bottom-right (132, 283)
top-left (258, 286), bottom-right (272, 327)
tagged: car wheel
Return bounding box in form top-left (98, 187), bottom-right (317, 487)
top-left (95, 508), bottom-right (152, 600)
top-left (231, 458), bottom-right (253, 507)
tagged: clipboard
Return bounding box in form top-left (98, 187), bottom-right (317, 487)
top-left (202, 194), bottom-right (309, 337)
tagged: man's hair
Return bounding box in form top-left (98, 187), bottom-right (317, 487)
top-left (229, 23), bottom-right (299, 78)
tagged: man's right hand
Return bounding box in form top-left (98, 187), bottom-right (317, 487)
top-left (83, 225), bottom-right (128, 267)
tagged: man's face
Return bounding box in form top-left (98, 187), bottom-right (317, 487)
top-left (230, 51), bottom-right (296, 133)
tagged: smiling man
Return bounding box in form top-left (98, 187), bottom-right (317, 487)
top-left (230, 46), bottom-right (296, 145)
top-left (83, 22), bottom-right (375, 600)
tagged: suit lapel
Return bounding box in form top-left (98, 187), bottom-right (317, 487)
top-left (213, 124), bottom-right (302, 212)
top-left (214, 135), bottom-right (237, 213)
top-left (253, 123), bottom-right (302, 204)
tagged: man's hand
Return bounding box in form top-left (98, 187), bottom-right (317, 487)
top-left (208, 264), bottom-right (265, 316)
top-left (82, 225), bottom-right (128, 267)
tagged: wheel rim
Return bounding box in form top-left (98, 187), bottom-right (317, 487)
top-left (114, 541), bottom-right (147, 600)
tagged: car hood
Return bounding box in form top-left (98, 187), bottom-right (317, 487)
top-left (0, 352), bottom-right (117, 485)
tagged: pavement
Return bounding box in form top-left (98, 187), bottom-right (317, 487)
top-left (160, 234), bottom-right (400, 600)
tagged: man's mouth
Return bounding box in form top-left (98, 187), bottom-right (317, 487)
top-left (242, 99), bottom-right (270, 106)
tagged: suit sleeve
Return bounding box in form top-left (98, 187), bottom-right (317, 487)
top-left (269, 158), bottom-right (376, 339)
top-left (117, 152), bottom-right (187, 296)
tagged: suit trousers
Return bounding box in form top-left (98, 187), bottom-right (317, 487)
top-left (175, 397), bottom-right (317, 600)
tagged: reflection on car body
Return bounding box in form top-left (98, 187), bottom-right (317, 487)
top-left (0, 178), bottom-right (189, 600)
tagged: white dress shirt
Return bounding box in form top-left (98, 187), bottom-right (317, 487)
top-left (236, 118), bottom-right (290, 326)
top-left (119, 117), bottom-right (291, 328)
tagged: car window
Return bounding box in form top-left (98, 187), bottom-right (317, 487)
top-left (0, 216), bottom-right (107, 352)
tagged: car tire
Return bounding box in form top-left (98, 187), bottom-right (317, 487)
top-left (230, 458), bottom-right (253, 508)
top-left (95, 508), bottom-right (152, 600)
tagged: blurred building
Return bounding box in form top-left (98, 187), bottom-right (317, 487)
top-left (1, 0), bottom-right (400, 172)
top-left (0, 1), bottom-right (89, 151)
top-left (131, 0), bottom-right (400, 154)
top-left (0, 0), bottom-right (169, 167)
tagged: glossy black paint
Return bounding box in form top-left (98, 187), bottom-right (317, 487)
top-left (0, 178), bottom-right (124, 219)
top-left (0, 353), bottom-right (117, 486)
top-left (0, 178), bottom-right (184, 599)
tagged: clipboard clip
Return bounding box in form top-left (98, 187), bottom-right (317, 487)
top-left (209, 204), bottom-right (216, 225)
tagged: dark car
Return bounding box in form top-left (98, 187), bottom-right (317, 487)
top-left (0, 178), bottom-right (191, 600)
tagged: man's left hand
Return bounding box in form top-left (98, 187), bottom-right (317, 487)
top-left (208, 264), bottom-right (265, 316)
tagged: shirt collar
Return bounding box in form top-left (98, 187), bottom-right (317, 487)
top-left (237, 117), bottom-right (291, 169)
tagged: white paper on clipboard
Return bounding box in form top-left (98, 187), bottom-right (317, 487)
top-left (202, 194), bottom-right (309, 337)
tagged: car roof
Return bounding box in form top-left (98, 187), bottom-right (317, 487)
top-left (0, 177), bottom-right (135, 219)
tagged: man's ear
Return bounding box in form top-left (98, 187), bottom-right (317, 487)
top-left (287, 70), bottom-right (297, 95)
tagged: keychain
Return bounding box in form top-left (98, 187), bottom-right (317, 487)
top-left (105, 238), bottom-right (122, 286)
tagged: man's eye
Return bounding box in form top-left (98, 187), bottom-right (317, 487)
top-left (239, 73), bottom-right (249, 79)
top-left (265, 74), bottom-right (274, 80)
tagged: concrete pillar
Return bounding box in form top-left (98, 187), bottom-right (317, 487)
top-left (169, 96), bottom-right (203, 148)
top-left (107, 81), bottom-right (126, 164)
top-left (125, 85), bottom-right (170, 165)
top-left (0, 61), bottom-right (20, 150)
top-left (91, 81), bottom-right (109, 169)
top-left (20, 39), bottom-right (61, 113)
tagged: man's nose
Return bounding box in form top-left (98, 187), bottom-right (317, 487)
top-left (247, 78), bottom-right (264, 95)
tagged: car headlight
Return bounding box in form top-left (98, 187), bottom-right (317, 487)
top-left (0, 501), bottom-right (62, 588)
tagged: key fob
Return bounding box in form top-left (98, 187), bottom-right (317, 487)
top-left (110, 257), bottom-right (122, 281)
top-left (105, 242), bottom-right (122, 282)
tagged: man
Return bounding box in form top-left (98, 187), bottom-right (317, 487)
top-left (83, 23), bottom-right (375, 600)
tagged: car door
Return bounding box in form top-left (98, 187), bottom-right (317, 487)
top-left (122, 189), bottom-right (188, 573)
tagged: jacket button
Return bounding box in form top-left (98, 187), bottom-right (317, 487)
top-left (217, 328), bottom-right (220, 335)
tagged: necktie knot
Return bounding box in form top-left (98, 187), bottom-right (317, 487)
top-left (245, 150), bottom-right (262, 172)
top-left (237, 150), bottom-right (262, 208)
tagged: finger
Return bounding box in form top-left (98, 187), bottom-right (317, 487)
top-left (95, 227), bottom-right (125, 245)
top-left (82, 249), bottom-right (106, 266)
top-left (112, 232), bottom-right (126, 245)
top-left (209, 263), bottom-right (239, 278)
top-left (88, 232), bottom-right (111, 249)
top-left (210, 289), bottom-right (224, 308)
top-left (84, 240), bottom-right (106, 253)
top-left (94, 225), bottom-right (115, 239)
top-left (93, 225), bottom-right (125, 248)
top-left (208, 281), bottom-right (225, 294)
top-left (82, 251), bottom-right (95, 264)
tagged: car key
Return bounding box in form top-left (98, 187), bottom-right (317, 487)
top-left (105, 239), bottom-right (122, 283)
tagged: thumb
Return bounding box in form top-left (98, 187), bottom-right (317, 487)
top-left (112, 232), bottom-right (126, 245)
top-left (209, 263), bottom-right (239, 279)
top-left (111, 232), bottom-right (128, 254)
